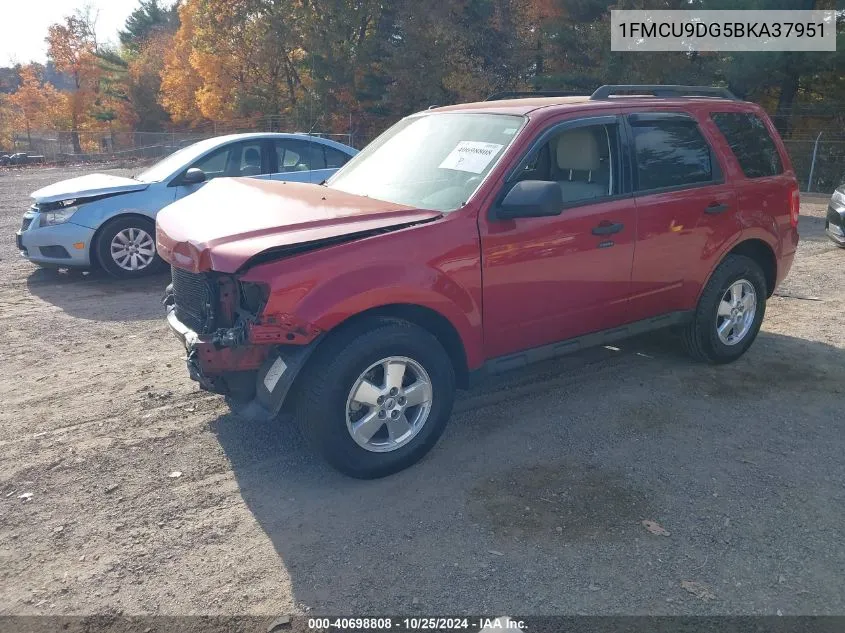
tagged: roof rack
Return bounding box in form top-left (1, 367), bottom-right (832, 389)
top-left (590, 84), bottom-right (737, 100)
top-left (485, 90), bottom-right (583, 101)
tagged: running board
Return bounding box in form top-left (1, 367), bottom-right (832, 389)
top-left (478, 311), bottom-right (692, 377)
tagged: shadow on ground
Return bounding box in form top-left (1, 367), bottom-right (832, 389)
top-left (25, 266), bottom-right (169, 321)
top-left (210, 329), bottom-right (845, 614)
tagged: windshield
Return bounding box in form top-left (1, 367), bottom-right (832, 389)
top-left (135, 137), bottom-right (225, 183)
top-left (327, 113), bottom-right (525, 212)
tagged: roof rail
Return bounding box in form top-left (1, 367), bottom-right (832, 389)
top-left (590, 84), bottom-right (737, 100)
top-left (485, 90), bottom-right (583, 101)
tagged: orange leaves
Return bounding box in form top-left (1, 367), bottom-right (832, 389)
top-left (6, 65), bottom-right (67, 136)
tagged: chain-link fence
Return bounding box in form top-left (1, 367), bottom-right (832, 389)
top-left (782, 137), bottom-right (845, 195)
top-left (771, 107), bottom-right (845, 194)
top-left (6, 110), bottom-right (845, 193)
top-left (6, 117), bottom-right (357, 165)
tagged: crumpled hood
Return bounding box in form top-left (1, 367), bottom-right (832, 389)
top-left (31, 173), bottom-right (149, 204)
top-left (156, 177), bottom-right (442, 273)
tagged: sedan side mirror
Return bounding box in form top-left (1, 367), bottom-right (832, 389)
top-left (182, 168), bottom-right (206, 185)
top-left (495, 180), bottom-right (563, 220)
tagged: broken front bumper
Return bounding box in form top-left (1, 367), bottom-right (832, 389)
top-left (164, 291), bottom-right (319, 421)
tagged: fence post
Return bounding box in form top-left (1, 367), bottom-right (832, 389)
top-left (807, 131), bottom-right (822, 192)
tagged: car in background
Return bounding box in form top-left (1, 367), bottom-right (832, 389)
top-left (15, 133), bottom-right (357, 278)
top-left (825, 185), bottom-right (845, 247)
top-left (8, 152), bottom-right (30, 165)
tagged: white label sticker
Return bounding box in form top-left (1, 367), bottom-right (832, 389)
top-left (263, 357), bottom-right (288, 392)
top-left (439, 141), bottom-right (504, 174)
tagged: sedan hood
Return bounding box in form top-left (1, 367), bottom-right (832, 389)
top-left (31, 173), bottom-right (149, 204)
top-left (156, 178), bottom-right (442, 273)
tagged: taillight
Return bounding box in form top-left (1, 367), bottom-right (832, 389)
top-left (789, 185), bottom-right (800, 229)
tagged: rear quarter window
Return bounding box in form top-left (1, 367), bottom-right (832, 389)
top-left (711, 112), bottom-right (783, 178)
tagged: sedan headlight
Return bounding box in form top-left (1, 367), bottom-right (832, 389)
top-left (40, 206), bottom-right (78, 226)
top-left (831, 188), bottom-right (845, 207)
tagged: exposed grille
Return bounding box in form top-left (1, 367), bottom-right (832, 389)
top-left (171, 266), bottom-right (216, 335)
top-left (827, 206), bottom-right (843, 228)
top-left (21, 216), bottom-right (33, 231)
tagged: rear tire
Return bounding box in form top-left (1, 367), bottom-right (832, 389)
top-left (295, 318), bottom-right (456, 478)
top-left (682, 254), bottom-right (767, 364)
top-left (95, 216), bottom-right (165, 279)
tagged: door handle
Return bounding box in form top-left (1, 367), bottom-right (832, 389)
top-left (592, 222), bottom-right (624, 236)
top-left (705, 202), bottom-right (730, 214)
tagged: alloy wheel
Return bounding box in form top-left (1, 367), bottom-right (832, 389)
top-left (110, 227), bottom-right (156, 271)
top-left (716, 279), bottom-right (757, 346)
top-left (345, 356), bottom-right (433, 453)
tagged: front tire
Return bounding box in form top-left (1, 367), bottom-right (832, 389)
top-left (295, 318), bottom-right (456, 478)
top-left (681, 254), bottom-right (767, 364)
top-left (95, 216), bottom-right (165, 278)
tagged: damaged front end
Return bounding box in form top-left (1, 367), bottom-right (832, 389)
top-left (163, 266), bottom-right (320, 421)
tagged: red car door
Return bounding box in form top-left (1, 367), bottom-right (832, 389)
top-left (625, 111), bottom-right (737, 322)
top-left (479, 116), bottom-right (636, 359)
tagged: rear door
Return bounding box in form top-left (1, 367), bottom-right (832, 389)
top-left (625, 112), bottom-right (737, 322)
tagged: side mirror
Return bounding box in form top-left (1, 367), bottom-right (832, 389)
top-left (182, 167), bottom-right (206, 185)
top-left (495, 180), bottom-right (563, 220)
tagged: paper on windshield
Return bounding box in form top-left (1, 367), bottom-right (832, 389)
top-left (439, 141), bottom-right (504, 174)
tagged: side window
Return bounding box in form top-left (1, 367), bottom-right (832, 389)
top-left (630, 118), bottom-right (715, 191)
top-left (305, 143), bottom-right (327, 170)
top-left (517, 122), bottom-right (619, 204)
top-left (325, 146), bottom-right (350, 169)
top-left (274, 140), bottom-right (315, 172)
top-left (236, 142), bottom-right (264, 177)
top-left (190, 146), bottom-right (230, 179)
top-left (712, 112), bottom-right (783, 178)
top-left (189, 141), bottom-right (265, 181)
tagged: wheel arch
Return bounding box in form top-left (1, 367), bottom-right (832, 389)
top-left (89, 212), bottom-right (157, 269)
top-left (724, 238), bottom-right (777, 297)
top-left (317, 303), bottom-right (471, 389)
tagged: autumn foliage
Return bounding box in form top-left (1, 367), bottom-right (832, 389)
top-left (1, 0), bottom-right (843, 155)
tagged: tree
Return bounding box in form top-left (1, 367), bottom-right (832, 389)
top-left (159, 0), bottom-right (205, 124)
top-left (127, 31), bottom-right (174, 130)
top-left (46, 14), bottom-right (99, 153)
top-left (7, 65), bottom-right (63, 147)
top-left (119, 0), bottom-right (178, 54)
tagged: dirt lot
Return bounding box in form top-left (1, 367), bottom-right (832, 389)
top-left (1, 166), bottom-right (844, 616)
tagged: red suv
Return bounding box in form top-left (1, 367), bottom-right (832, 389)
top-left (158, 85), bottom-right (799, 478)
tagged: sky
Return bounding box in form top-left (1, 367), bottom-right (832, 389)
top-left (0, 0), bottom-right (146, 66)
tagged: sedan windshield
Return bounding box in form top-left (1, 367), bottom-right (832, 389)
top-left (134, 137), bottom-right (224, 183)
top-left (327, 113), bottom-right (525, 212)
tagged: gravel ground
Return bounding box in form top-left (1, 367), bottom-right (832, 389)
top-left (0, 166), bottom-right (843, 617)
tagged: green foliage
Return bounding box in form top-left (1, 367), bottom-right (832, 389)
top-left (119, 0), bottom-right (179, 53)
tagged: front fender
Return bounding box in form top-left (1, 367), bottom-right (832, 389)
top-left (70, 187), bottom-right (172, 229)
top-left (253, 262), bottom-right (484, 369)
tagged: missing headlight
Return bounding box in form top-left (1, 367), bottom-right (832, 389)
top-left (239, 281), bottom-right (269, 315)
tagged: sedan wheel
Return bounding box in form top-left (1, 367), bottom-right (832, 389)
top-left (110, 227), bottom-right (156, 272)
top-left (96, 216), bottom-right (165, 278)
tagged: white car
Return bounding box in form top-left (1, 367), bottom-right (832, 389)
top-left (15, 133), bottom-right (358, 278)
